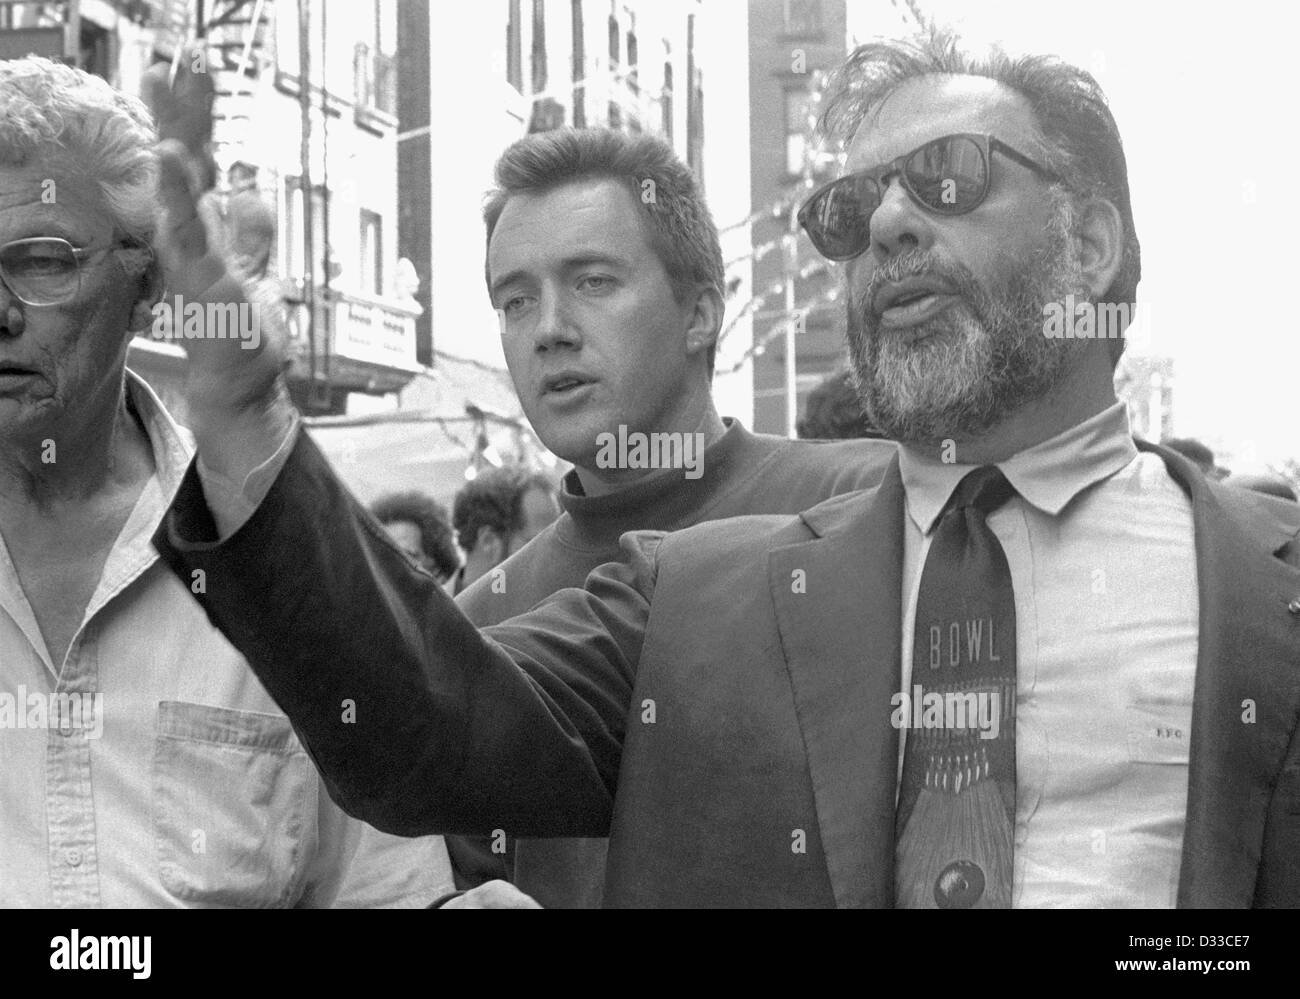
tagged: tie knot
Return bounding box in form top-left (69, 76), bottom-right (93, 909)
top-left (944, 465), bottom-right (1016, 518)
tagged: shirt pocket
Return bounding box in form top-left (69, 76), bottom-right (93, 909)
top-left (153, 701), bottom-right (312, 907)
top-left (1125, 703), bottom-right (1192, 765)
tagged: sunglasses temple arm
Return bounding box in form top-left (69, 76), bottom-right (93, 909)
top-left (991, 139), bottom-right (1061, 181)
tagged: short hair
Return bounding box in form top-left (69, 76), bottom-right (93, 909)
top-left (452, 466), bottom-right (556, 554)
top-left (797, 369), bottom-right (876, 439)
top-left (228, 160), bottom-right (258, 187)
top-left (371, 491), bottom-right (461, 579)
top-left (820, 26), bottom-right (1142, 368)
top-left (0, 56), bottom-right (158, 245)
top-left (482, 128), bottom-right (725, 375)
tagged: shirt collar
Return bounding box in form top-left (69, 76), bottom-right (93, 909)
top-left (898, 402), bottom-right (1138, 535)
top-left (4, 370), bottom-right (199, 667)
top-left (123, 367), bottom-right (195, 505)
top-left (556, 416), bottom-right (755, 546)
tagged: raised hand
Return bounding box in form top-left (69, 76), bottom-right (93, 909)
top-left (140, 49), bottom-right (282, 413)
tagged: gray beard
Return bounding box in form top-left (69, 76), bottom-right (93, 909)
top-left (846, 202), bottom-right (1089, 448)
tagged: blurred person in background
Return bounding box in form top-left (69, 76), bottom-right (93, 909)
top-left (451, 465), bottom-right (558, 594)
top-left (222, 183), bottom-right (292, 365)
top-left (371, 490), bottom-right (461, 588)
top-left (226, 160), bottom-right (258, 195)
top-left (797, 368), bottom-right (882, 440)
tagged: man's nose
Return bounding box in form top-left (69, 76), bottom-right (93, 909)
top-left (868, 174), bottom-right (935, 259)
top-left (532, 289), bottom-right (579, 352)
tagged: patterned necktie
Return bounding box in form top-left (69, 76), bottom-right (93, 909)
top-left (896, 465), bottom-right (1018, 909)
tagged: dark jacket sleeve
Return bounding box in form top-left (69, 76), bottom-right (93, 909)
top-left (151, 431), bottom-right (652, 839)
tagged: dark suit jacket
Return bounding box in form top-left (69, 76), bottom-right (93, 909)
top-left (154, 434), bottom-right (1300, 907)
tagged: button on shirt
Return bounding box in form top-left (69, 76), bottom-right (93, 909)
top-left (0, 371), bottom-right (455, 907)
top-left (898, 403), bottom-right (1199, 908)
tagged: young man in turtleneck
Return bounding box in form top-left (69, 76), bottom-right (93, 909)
top-left (443, 130), bottom-right (896, 906)
top-left (149, 123), bottom-right (896, 907)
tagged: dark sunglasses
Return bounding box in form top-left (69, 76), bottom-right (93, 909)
top-left (798, 133), bottom-right (1061, 261)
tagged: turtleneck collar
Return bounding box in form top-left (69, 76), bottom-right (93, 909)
top-left (556, 417), bottom-right (760, 550)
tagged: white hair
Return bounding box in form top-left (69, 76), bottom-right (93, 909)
top-left (0, 55), bottom-right (159, 244)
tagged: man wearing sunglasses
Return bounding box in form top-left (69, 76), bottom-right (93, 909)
top-left (0, 55), bottom-right (456, 908)
top-left (156, 30), bottom-right (1300, 907)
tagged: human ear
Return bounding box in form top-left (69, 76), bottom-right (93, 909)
top-left (684, 283), bottom-right (724, 359)
top-left (477, 526), bottom-right (506, 565)
top-left (1073, 197), bottom-right (1124, 303)
top-left (126, 252), bottom-right (165, 333)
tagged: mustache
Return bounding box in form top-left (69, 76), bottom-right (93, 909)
top-left (851, 250), bottom-right (983, 320)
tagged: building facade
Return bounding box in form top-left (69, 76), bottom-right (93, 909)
top-left (1, 0), bottom-right (423, 417)
top-left (211, 0), bottom-right (422, 414)
top-left (746, 0), bottom-right (917, 435)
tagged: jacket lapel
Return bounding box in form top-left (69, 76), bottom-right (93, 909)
top-left (769, 458), bottom-right (905, 908)
top-left (768, 441), bottom-right (1300, 907)
top-left (1136, 443), bottom-right (1300, 907)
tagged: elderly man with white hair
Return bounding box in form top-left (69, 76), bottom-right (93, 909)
top-left (0, 54), bottom-right (454, 907)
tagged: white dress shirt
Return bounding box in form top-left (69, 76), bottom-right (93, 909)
top-left (898, 403), bottom-right (1199, 907)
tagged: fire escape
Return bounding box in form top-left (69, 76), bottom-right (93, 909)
top-left (157, 0), bottom-right (420, 415)
top-left (2, 2), bottom-right (427, 417)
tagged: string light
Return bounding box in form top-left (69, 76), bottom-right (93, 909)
top-left (713, 68), bottom-right (848, 382)
top-left (719, 283), bottom-right (841, 376)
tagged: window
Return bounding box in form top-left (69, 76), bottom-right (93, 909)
top-left (355, 42), bottom-right (396, 114)
top-left (607, 12), bottom-right (620, 127)
top-left (531, 0), bottom-right (547, 94)
top-left (785, 85), bottom-right (812, 175)
top-left (624, 28), bottom-right (641, 131)
top-left (276, 0), bottom-right (324, 88)
top-left (285, 177), bottom-right (328, 284)
top-left (79, 19), bottom-right (113, 80)
top-left (529, 97), bottom-right (565, 133)
top-left (690, 73), bottom-right (704, 179)
top-left (507, 0), bottom-right (523, 91)
top-left (661, 55), bottom-right (673, 141)
top-left (626, 29), bottom-right (638, 92)
top-left (355, 4), bottom-right (396, 118)
top-left (686, 14), bottom-right (703, 180)
top-left (360, 211), bottom-right (383, 296)
top-left (783, 0), bottom-right (823, 37)
top-left (571, 0), bottom-right (585, 127)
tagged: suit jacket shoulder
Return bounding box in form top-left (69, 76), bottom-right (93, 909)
top-left (741, 432), bottom-right (897, 491)
top-left (1207, 477), bottom-right (1300, 567)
